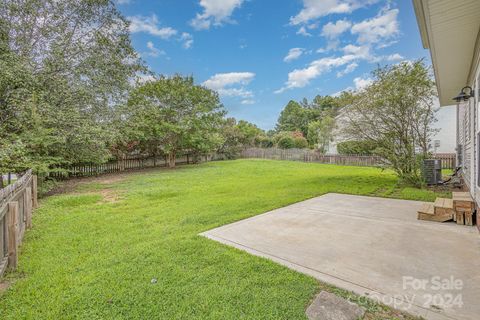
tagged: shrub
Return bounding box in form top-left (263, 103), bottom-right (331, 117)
top-left (257, 136), bottom-right (274, 148)
top-left (337, 140), bottom-right (377, 155)
top-left (274, 131), bottom-right (308, 149)
top-left (293, 136), bottom-right (308, 149)
top-left (277, 135), bottom-right (296, 149)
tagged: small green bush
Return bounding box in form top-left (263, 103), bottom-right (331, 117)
top-left (277, 135), bottom-right (296, 149)
top-left (293, 136), bottom-right (308, 149)
top-left (337, 140), bottom-right (377, 155)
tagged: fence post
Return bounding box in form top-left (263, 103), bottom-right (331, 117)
top-left (7, 201), bottom-right (19, 270)
top-left (120, 155), bottom-right (126, 171)
top-left (25, 187), bottom-right (32, 229)
top-left (32, 175), bottom-right (38, 209)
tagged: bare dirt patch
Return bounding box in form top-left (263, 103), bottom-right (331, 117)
top-left (46, 166), bottom-right (183, 197)
top-left (0, 280), bottom-right (11, 294)
top-left (99, 189), bottom-right (122, 203)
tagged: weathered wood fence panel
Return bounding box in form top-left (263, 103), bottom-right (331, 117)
top-left (240, 148), bottom-right (384, 167)
top-left (432, 153), bottom-right (456, 169)
top-left (240, 148), bottom-right (457, 169)
top-left (0, 170), bottom-right (37, 277)
top-left (50, 154), bottom-right (198, 179)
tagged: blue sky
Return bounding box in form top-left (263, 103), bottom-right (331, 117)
top-left (117, 0), bottom-right (431, 130)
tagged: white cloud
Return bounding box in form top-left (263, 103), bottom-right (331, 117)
top-left (191, 0), bottom-right (245, 30)
top-left (336, 62), bottom-right (358, 77)
top-left (342, 44), bottom-right (371, 59)
top-left (180, 33), bottom-right (194, 49)
top-left (203, 72), bottom-right (255, 90)
top-left (386, 53), bottom-right (404, 61)
top-left (277, 42), bottom-right (379, 93)
top-left (145, 41), bottom-right (166, 57)
top-left (377, 40), bottom-right (398, 49)
top-left (218, 88), bottom-right (253, 98)
top-left (128, 15), bottom-right (177, 39)
top-left (203, 72), bottom-right (255, 98)
top-left (290, 0), bottom-right (379, 25)
top-left (279, 5), bottom-right (401, 93)
top-left (276, 55), bottom-right (358, 93)
top-left (331, 75), bottom-right (373, 95)
top-left (296, 26), bottom-right (312, 37)
top-left (353, 76), bottom-right (373, 90)
top-left (116, 0), bottom-right (131, 4)
top-left (351, 9), bottom-right (399, 44)
top-left (321, 19), bottom-right (352, 39)
top-left (241, 99), bottom-right (255, 105)
top-left (284, 48), bottom-right (304, 62)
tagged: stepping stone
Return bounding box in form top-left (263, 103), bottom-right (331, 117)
top-left (306, 291), bottom-right (365, 320)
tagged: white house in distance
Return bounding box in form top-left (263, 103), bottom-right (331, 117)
top-left (413, 0), bottom-right (480, 228)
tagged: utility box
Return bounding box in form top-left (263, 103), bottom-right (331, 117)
top-left (422, 159), bottom-right (442, 185)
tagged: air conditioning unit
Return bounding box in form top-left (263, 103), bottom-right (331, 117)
top-left (422, 159), bottom-right (442, 185)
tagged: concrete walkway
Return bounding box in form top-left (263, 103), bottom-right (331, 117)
top-left (201, 193), bottom-right (480, 320)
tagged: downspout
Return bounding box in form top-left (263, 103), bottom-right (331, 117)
top-left (456, 103), bottom-right (460, 168)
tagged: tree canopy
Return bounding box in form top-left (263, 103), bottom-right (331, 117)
top-left (0, 0), bottom-right (143, 176)
top-left (274, 94), bottom-right (346, 150)
top-left (341, 60), bottom-right (437, 185)
top-left (123, 75), bottom-right (226, 167)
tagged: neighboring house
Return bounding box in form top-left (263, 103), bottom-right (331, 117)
top-left (413, 0), bottom-right (480, 227)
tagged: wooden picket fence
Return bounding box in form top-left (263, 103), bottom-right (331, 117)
top-left (0, 169), bottom-right (38, 277)
top-left (240, 148), bottom-right (384, 167)
top-left (49, 154), bottom-right (211, 179)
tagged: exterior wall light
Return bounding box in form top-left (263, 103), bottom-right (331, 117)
top-left (452, 86), bottom-right (475, 102)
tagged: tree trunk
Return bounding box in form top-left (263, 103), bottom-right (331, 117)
top-left (168, 152), bottom-right (176, 168)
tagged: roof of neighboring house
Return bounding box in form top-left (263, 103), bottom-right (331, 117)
top-left (413, 0), bottom-right (480, 106)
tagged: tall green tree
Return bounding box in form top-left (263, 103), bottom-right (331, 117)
top-left (0, 18), bottom-right (61, 178)
top-left (310, 95), bottom-right (341, 119)
top-left (124, 75), bottom-right (226, 168)
top-left (342, 60), bottom-right (437, 186)
top-left (275, 100), bottom-right (309, 136)
top-left (0, 0), bottom-right (143, 169)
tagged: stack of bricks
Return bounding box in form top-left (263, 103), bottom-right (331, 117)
top-left (452, 192), bottom-right (475, 226)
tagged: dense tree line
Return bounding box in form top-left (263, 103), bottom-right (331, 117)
top-left (0, 0), bottom-right (265, 184)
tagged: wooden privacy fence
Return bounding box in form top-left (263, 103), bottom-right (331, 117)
top-left (240, 148), bottom-right (384, 167)
top-left (240, 148), bottom-right (457, 169)
top-left (0, 169), bottom-right (38, 277)
top-left (433, 153), bottom-right (456, 169)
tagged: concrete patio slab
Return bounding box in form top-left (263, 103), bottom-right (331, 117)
top-left (201, 193), bottom-right (480, 320)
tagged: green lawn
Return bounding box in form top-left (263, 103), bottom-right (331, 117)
top-left (0, 160), bottom-right (446, 319)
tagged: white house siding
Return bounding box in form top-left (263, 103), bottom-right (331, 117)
top-left (458, 62), bottom-right (480, 205)
top-left (474, 68), bottom-right (480, 205)
top-left (460, 100), bottom-right (472, 187)
top-left (459, 99), bottom-right (474, 190)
